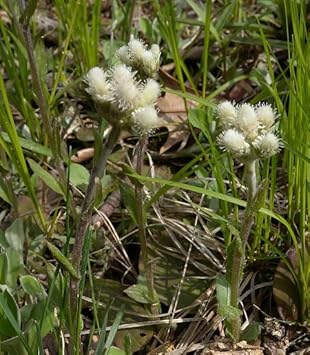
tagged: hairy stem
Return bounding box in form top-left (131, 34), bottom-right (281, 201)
top-left (70, 125), bottom-right (120, 324)
top-left (245, 159), bottom-right (257, 203)
top-left (135, 138), bottom-right (158, 313)
top-left (230, 159), bottom-right (257, 340)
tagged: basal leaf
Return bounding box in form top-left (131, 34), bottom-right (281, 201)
top-left (20, 275), bottom-right (46, 299)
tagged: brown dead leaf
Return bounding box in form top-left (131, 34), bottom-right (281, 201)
top-left (227, 79), bottom-right (256, 102)
top-left (157, 92), bottom-right (195, 154)
top-left (273, 247), bottom-right (300, 321)
top-left (159, 66), bottom-right (197, 94)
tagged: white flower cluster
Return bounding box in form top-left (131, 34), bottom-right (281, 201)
top-left (217, 101), bottom-right (281, 159)
top-left (117, 37), bottom-right (161, 78)
top-left (85, 37), bottom-right (161, 134)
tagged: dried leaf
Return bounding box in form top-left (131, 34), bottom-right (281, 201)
top-left (157, 92), bottom-right (194, 154)
top-left (273, 247), bottom-right (299, 321)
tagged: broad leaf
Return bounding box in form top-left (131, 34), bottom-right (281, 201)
top-left (124, 284), bottom-right (153, 305)
top-left (215, 274), bottom-right (230, 306)
top-left (69, 163), bottom-right (90, 187)
top-left (28, 158), bottom-right (63, 196)
top-left (241, 322), bottom-right (262, 342)
top-left (218, 304), bottom-right (242, 321)
top-left (20, 275), bottom-right (46, 299)
top-left (0, 286), bottom-right (21, 337)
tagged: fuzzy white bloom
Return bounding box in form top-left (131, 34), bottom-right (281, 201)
top-left (85, 67), bottom-right (110, 103)
top-left (117, 46), bottom-right (131, 66)
top-left (143, 47), bottom-right (161, 75)
top-left (253, 132), bottom-right (280, 158)
top-left (135, 79), bottom-right (161, 107)
top-left (217, 101), bottom-right (237, 128)
top-left (142, 51), bottom-right (156, 74)
top-left (255, 103), bottom-right (276, 130)
top-left (219, 128), bottom-right (250, 156)
top-left (236, 103), bottom-right (259, 140)
top-left (132, 106), bottom-right (159, 133)
top-left (150, 44), bottom-right (160, 59)
top-left (110, 64), bottom-right (136, 83)
top-left (109, 64), bottom-right (140, 111)
top-left (128, 38), bottom-right (146, 62)
top-left (110, 80), bottom-right (140, 111)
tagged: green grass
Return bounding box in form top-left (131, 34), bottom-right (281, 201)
top-left (0, 0), bottom-right (309, 353)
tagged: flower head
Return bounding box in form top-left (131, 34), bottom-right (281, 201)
top-left (142, 49), bottom-right (160, 76)
top-left (219, 128), bottom-right (250, 157)
top-left (117, 46), bottom-right (131, 66)
top-left (255, 103), bottom-right (276, 130)
top-left (253, 132), bottom-right (281, 158)
top-left (109, 64), bottom-right (140, 111)
top-left (128, 38), bottom-right (146, 63)
top-left (135, 79), bottom-right (161, 107)
top-left (132, 106), bottom-right (159, 134)
top-left (217, 101), bottom-right (237, 128)
top-left (110, 64), bottom-right (136, 83)
top-left (236, 103), bottom-right (259, 140)
top-left (150, 44), bottom-right (160, 59)
top-left (85, 67), bottom-right (110, 103)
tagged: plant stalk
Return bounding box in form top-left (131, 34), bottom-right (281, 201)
top-left (135, 137), bottom-right (158, 313)
top-left (245, 159), bottom-right (257, 203)
top-left (70, 125), bottom-right (120, 322)
top-left (229, 159), bottom-right (257, 340)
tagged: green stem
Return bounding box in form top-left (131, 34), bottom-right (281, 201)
top-left (230, 159), bottom-right (257, 341)
top-left (135, 137), bottom-right (158, 313)
top-left (70, 125), bottom-right (120, 337)
top-left (245, 159), bottom-right (257, 203)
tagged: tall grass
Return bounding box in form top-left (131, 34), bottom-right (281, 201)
top-left (0, 0), bottom-right (310, 352)
top-left (282, 0), bottom-right (310, 319)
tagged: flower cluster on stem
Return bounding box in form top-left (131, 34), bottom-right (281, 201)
top-left (217, 101), bottom-right (281, 160)
top-left (85, 37), bottom-right (161, 135)
top-left (216, 101), bottom-right (282, 342)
